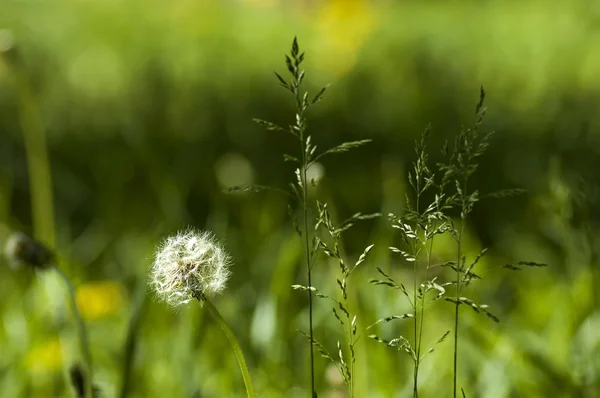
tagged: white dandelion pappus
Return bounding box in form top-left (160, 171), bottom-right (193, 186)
top-left (150, 229), bottom-right (231, 306)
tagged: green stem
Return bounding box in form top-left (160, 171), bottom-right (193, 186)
top-left (12, 59), bottom-right (55, 250)
top-left (413, 190), bottom-right (421, 398)
top-left (415, 236), bottom-right (435, 398)
top-left (453, 247), bottom-right (461, 398)
top-left (453, 183), bottom-right (467, 398)
top-left (119, 281), bottom-right (147, 398)
top-left (412, 256), bottom-right (418, 398)
top-left (202, 297), bottom-right (256, 398)
top-left (54, 266), bottom-right (93, 398)
top-left (345, 286), bottom-right (354, 398)
top-left (296, 72), bottom-right (315, 396)
top-left (302, 163), bottom-right (315, 397)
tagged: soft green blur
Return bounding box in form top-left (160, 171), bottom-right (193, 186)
top-left (0, 0), bottom-right (599, 397)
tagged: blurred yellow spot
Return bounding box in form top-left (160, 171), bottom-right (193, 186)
top-left (27, 339), bottom-right (63, 372)
top-left (314, 0), bottom-right (378, 77)
top-left (76, 281), bottom-right (125, 321)
top-left (239, 0), bottom-right (277, 7)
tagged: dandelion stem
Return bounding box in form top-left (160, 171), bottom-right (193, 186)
top-left (202, 296), bottom-right (256, 398)
top-left (54, 266), bottom-right (93, 398)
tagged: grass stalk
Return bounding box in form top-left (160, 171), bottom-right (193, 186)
top-left (119, 281), bottom-right (147, 398)
top-left (300, 121), bottom-right (316, 397)
top-left (54, 266), bottom-right (93, 398)
top-left (412, 251), bottom-right (419, 398)
top-left (11, 56), bottom-right (55, 250)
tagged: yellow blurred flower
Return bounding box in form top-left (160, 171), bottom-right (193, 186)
top-left (239, 0), bottom-right (277, 8)
top-left (26, 338), bottom-right (63, 372)
top-left (314, 0), bottom-right (378, 77)
top-left (76, 281), bottom-right (126, 321)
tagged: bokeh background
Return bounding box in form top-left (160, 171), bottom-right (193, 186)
top-left (1, 0), bottom-right (600, 397)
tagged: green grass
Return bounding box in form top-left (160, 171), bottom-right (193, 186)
top-left (0, 1), bottom-right (599, 397)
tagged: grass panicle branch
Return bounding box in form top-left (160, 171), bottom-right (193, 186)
top-left (438, 87), bottom-right (493, 398)
top-left (370, 128), bottom-right (450, 398)
top-left (301, 201), bottom-right (377, 398)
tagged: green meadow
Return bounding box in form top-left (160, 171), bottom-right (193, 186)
top-left (0, 1), bottom-right (598, 397)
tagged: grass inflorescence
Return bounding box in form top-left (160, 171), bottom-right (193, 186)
top-left (229, 37), bottom-right (372, 397)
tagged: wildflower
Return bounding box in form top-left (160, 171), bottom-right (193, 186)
top-left (150, 229), bottom-right (231, 306)
top-left (76, 281), bottom-right (126, 321)
top-left (149, 229), bottom-right (255, 397)
top-left (26, 338), bottom-right (63, 372)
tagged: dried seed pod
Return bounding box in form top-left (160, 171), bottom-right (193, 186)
top-left (3, 232), bottom-right (54, 270)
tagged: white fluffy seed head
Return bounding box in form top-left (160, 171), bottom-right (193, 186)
top-left (150, 229), bottom-right (231, 307)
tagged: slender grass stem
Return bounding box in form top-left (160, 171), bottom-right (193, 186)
top-left (452, 245), bottom-right (460, 398)
top-left (347, 304), bottom-right (354, 398)
top-left (202, 297), bottom-right (256, 398)
top-left (294, 56), bottom-right (316, 396)
top-left (119, 281), bottom-right (147, 398)
top-left (53, 266), bottom-right (93, 398)
top-left (415, 235), bottom-right (435, 398)
top-left (413, 184), bottom-right (421, 398)
top-left (12, 61), bottom-right (55, 251)
top-left (302, 152), bottom-right (316, 397)
top-left (453, 181), bottom-right (467, 398)
top-left (412, 254), bottom-right (418, 398)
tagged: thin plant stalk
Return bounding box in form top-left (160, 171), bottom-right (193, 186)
top-left (452, 230), bottom-right (461, 398)
top-left (348, 317), bottom-right (354, 398)
top-left (409, 141), bottom-right (426, 398)
top-left (301, 124), bottom-right (316, 398)
top-left (287, 40), bottom-right (316, 396)
top-left (453, 180), bottom-right (467, 398)
top-left (10, 53), bottom-right (56, 250)
top-left (410, 201), bottom-right (428, 397)
top-left (119, 281), bottom-right (147, 398)
top-left (412, 247), bottom-right (419, 398)
top-left (293, 58), bottom-right (316, 396)
top-left (54, 266), bottom-right (93, 398)
top-left (416, 238), bottom-right (434, 379)
top-left (201, 296), bottom-right (256, 398)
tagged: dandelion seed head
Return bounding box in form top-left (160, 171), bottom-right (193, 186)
top-left (3, 232), bottom-right (54, 270)
top-left (150, 229), bottom-right (231, 307)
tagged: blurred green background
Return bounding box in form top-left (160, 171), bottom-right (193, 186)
top-left (1, 0), bottom-right (599, 397)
